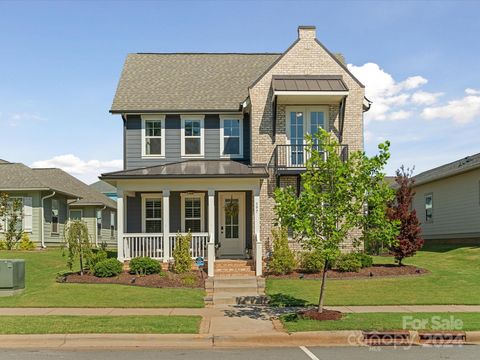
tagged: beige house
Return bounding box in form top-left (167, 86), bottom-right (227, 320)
top-left (102, 26), bottom-right (368, 277)
top-left (412, 153), bottom-right (480, 243)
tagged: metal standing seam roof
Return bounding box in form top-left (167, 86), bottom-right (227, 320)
top-left (110, 53), bottom-right (281, 113)
top-left (272, 75), bottom-right (348, 92)
top-left (101, 160), bottom-right (269, 179)
top-left (413, 152), bottom-right (480, 186)
top-left (32, 168), bottom-right (116, 209)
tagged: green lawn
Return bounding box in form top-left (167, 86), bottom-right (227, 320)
top-left (0, 315), bottom-right (201, 334)
top-left (281, 312), bottom-right (480, 332)
top-left (267, 244), bottom-right (480, 306)
top-left (0, 249), bottom-right (205, 308)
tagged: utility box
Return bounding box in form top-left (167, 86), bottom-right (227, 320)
top-left (0, 259), bottom-right (25, 296)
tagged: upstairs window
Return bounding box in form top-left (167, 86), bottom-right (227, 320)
top-left (181, 115), bottom-right (204, 157)
top-left (51, 199), bottom-right (59, 234)
top-left (220, 115), bottom-right (243, 158)
top-left (425, 193), bottom-right (433, 222)
top-left (142, 115), bottom-right (165, 157)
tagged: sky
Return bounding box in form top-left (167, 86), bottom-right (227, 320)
top-left (1, 0), bottom-right (479, 183)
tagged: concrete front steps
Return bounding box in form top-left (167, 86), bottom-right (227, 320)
top-left (204, 260), bottom-right (266, 306)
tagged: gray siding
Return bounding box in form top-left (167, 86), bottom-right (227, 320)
top-left (412, 168), bottom-right (480, 240)
top-left (125, 114), bottom-right (251, 169)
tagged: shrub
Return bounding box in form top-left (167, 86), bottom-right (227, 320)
top-left (181, 273), bottom-right (197, 287)
top-left (86, 249), bottom-right (108, 273)
top-left (94, 258), bottom-right (123, 278)
top-left (335, 253), bottom-right (362, 272)
top-left (0, 240), bottom-right (7, 250)
top-left (17, 233), bottom-right (35, 250)
top-left (355, 252), bottom-right (373, 268)
top-left (172, 232), bottom-right (193, 274)
top-left (268, 227), bottom-right (296, 275)
top-left (129, 257), bottom-right (162, 275)
top-left (298, 251), bottom-right (324, 273)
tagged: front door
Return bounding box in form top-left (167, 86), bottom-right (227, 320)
top-left (218, 192), bottom-right (245, 258)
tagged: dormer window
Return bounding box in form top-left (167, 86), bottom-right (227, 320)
top-left (141, 115), bottom-right (165, 158)
top-left (181, 115), bottom-right (204, 157)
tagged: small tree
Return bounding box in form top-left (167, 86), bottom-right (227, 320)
top-left (172, 232), bottom-right (193, 274)
top-left (268, 227), bottom-right (296, 275)
top-left (275, 129), bottom-right (396, 313)
top-left (0, 193), bottom-right (24, 250)
top-left (63, 220), bottom-right (92, 275)
top-left (388, 166), bottom-right (424, 265)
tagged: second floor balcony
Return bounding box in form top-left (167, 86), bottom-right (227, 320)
top-left (271, 143), bottom-right (349, 175)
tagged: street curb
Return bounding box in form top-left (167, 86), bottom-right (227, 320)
top-left (0, 331), bottom-right (478, 349)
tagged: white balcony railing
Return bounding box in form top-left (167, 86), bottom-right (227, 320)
top-left (123, 233), bottom-right (209, 261)
top-left (169, 233), bottom-right (209, 260)
top-left (123, 233), bottom-right (164, 260)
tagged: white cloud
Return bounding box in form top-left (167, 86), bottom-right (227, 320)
top-left (0, 112), bottom-right (46, 127)
top-left (411, 91), bottom-right (443, 105)
top-left (31, 154), bottom-right (122, 184)
top-left (422, 89), bottom-right (480, 124)
top-left (347, 62), bottom-right (428, 122)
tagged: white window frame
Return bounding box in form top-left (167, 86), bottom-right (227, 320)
top-left (51, 198), bottom-right (59, 234)
top-left (286, 106), bottom-right (329, 144)
top-left (110, 211), bottom-right (116, 238)
top-left (180, 192), bottom-right (205, 233)
top-left (141, 193), bottom-right (163, 233)
top-left (0, 197), bottom-right (27, 233)
top-left (69, 209), bottom-right (83, 220)
top-left (220, 115), bottom-right (243, 158)
top-left (141, 114), bottom-right (166, 159)
top-left (180, 115), bottom-right (205, 157)
top-left (425, 193), bottom-right (433, 223)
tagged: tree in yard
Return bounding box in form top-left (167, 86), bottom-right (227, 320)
top-left (0, 192), bottom-right (24, 250)
top-left (63, 220), bottom-right (92, 276)
top-left (388, 166), bottom-right (424, 265)
top-left (274, 129), bottom-right (398, 313)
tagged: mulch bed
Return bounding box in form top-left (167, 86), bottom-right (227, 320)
top-left (299, 309), bottom-right (343, 321)
top-left (59, 271), bottom-right (205, 288)
top-left (268, 264), bottom-right (428, 280)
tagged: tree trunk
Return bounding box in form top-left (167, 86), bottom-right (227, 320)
top-left (317, 260), bottom-right (329, 313)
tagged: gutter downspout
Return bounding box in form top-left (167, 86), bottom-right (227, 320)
top-left (40, 191), bottom-right (56, 248)
top-left (96, 205), bottom-right (107, 247)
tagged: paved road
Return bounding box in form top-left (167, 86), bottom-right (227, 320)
top-left (0, 346), bottom-right (478, 359)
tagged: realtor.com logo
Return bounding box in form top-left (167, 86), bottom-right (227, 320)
top-left (402, 315), bottom-right (464, 331)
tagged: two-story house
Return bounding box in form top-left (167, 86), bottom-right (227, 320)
top-left (102, 26), bottom-right (368, 277)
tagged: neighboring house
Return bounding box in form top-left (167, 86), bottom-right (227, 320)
top-left (91, 180), bottom-right (118, 201)
top-left (0, 162), bottom-right (117, 247)
top-left (412, 153), bottom-right (480, 243)
top-left (102, 26), bottom-right (368, 277)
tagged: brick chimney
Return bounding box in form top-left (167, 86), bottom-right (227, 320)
top-left (298, 25), bottom-right (316, 40)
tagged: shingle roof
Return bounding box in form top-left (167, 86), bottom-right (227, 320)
top-left (413, 152), bottom-right (480, 186)
top-left (110, 53), bottom-right (281, 113)
top-left (0, 159), bottom-right (10, 164)
top-left (0, 163), bottom-right (80, 197)
top-left (272, 75), bottom-right (348, 92)
top-left (33, 169), bottom-right (116, 209)
top-left (90, 180), bottom-right (117, 194)
top-left (101, 160), bottom-right (268, 179)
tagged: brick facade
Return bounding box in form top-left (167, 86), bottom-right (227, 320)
top-left (249, 27), bottom-right (365, 255)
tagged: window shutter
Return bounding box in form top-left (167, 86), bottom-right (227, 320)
top-left (23, 197), bottom-right (33, 232)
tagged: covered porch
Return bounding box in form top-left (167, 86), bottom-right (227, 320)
top-left (102, 161), bottom-right (267, 278)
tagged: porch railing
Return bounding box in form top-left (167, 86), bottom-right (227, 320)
top-left (123, 233), bottom-right (164, 260)
top-left (169, 233), bottom-right (209, 260)
top-left (122, 233), bottom-right (209, 261)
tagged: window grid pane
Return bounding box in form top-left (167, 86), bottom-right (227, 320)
top-left (145, 198), bottom-right (162, 233)
top-left (223, 119), bottom-right (240, 155)
top-left (145, 120), bottom-right (162, 155)
top-left (184, 197), bottom-right (202, 232)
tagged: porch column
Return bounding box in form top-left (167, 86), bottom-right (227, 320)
top-left (116, 189), bottom-right (125, 262)
top-left (207, 189), bottom-right (215, 277)
top-left (254, 187), bottom-right (262, 276)
top-left (162, 190), bottom-right (170, 261)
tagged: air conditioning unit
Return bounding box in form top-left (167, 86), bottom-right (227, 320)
top-left (0, 259), bottom-right (25, 296)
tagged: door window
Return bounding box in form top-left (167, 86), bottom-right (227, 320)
top-left (224, 198), bottom-right (239, 239)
